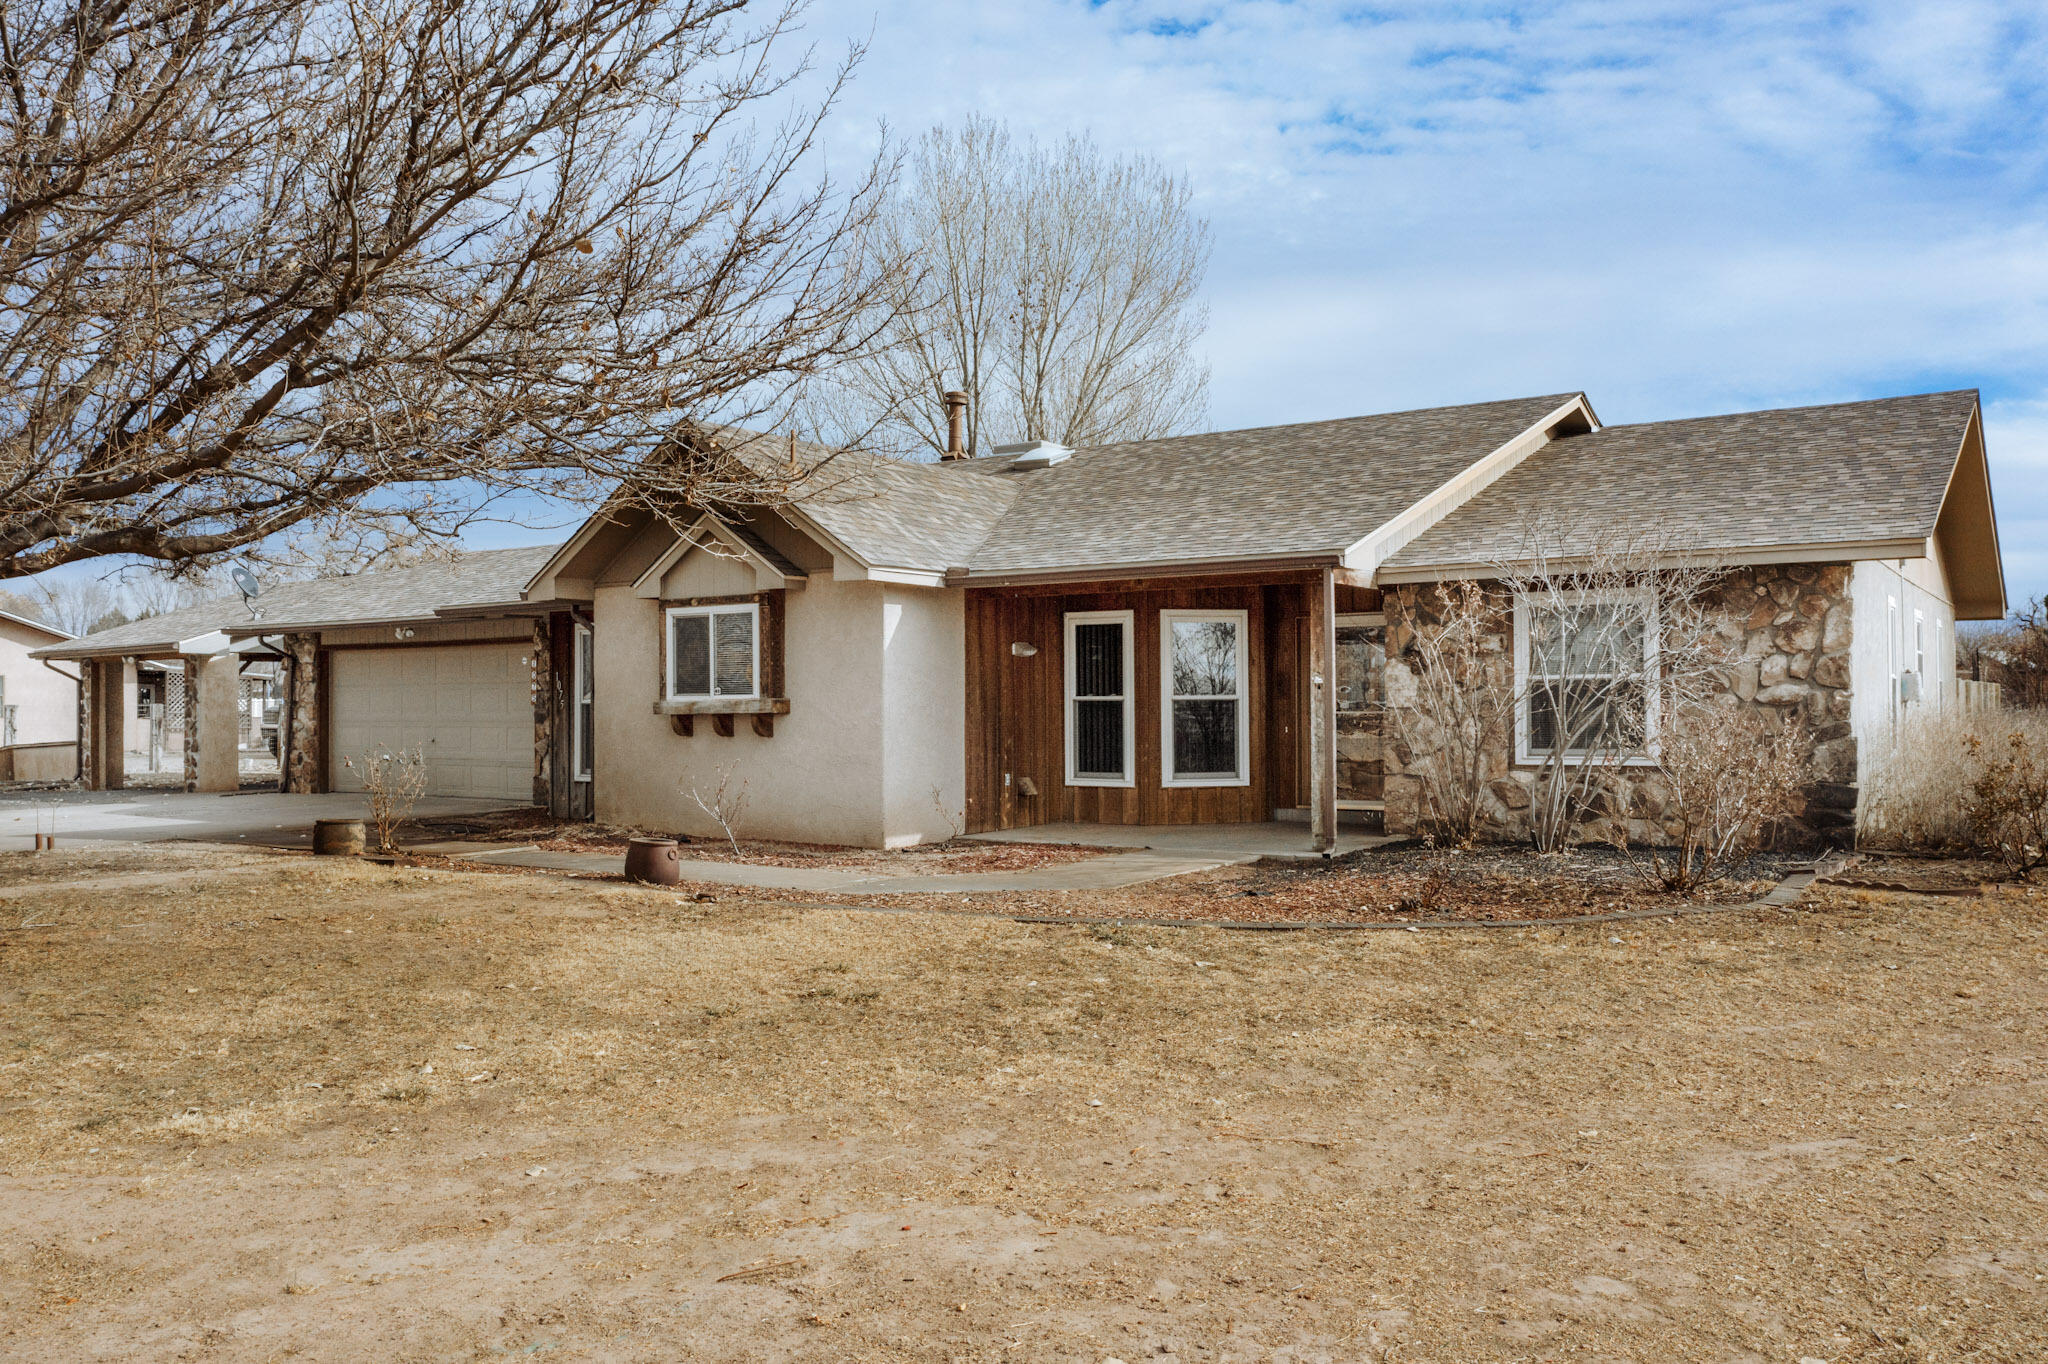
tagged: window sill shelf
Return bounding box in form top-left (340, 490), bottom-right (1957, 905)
top-left (652, 698), bottom-right (790, 717)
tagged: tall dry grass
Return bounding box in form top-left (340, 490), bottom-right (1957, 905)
top-left (1861, 707), bottom-right (2048, 852)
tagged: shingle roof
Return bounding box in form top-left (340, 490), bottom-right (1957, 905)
top-left (34, 544), bottom-right (560, 658)
top-left (945, 394), bottom-right (1582, 577)
top-left (1382, 390), bottom-right (1980, 573)
top-left (721, 435), bottom-right (1021, 573)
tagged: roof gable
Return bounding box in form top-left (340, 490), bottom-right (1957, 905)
top-left (1380, 391), bottom-right (1995, 594)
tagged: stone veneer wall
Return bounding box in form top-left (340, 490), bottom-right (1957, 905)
top-left (1381, 563), bottom-right (1858, 848)
top-left (281, 634), bottom-right (323, 794)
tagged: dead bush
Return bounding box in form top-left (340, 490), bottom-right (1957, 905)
top-left (1619, 706), bottom-right (1807, 893)
top-left (341, 745), bottom-right (428, 853)
top-left (1962, 729), bottom-right (2048, 880)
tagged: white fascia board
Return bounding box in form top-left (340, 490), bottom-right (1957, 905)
top-left (1374, 536), bottom-right (1931, 584)
top-left (175, 630), bottom-right (233, 656)
top-left (837, 561), bottom-right (950, 587)
top-left (1342, 394), bottom-right (1598, 577)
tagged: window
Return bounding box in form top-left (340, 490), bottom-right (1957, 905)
top-left (665, 603), bottom-right (758, 701)
top-left (1064, 610), bottom-right (1133, 786)
top-left (1161, 609), bottom-right (1249, 786)
top-left (1912, 609), bottom-right (1926, 701)
top-left (573, 622), bottom-right (595, 780)
top-left (1515, 592), bottom-right (1656, 763)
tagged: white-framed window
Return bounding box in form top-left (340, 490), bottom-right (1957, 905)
top-left (1064, 610), bottom-right (1134, 787)
top-left (1513, 589), bottom-right (1659, 765)
top-left (572, 622), bottom-right (595, 781)
top-left (1887, 594), bottom-right (1901, 715)
top-left (1912, 608), bottom-right (1926, 702)
top-left (1161, 608), bottom-right (1250, 787)
top-left (665, 602), bottom-right (759, 701)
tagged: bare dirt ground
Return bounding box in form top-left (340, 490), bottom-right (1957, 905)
top-left (1, 843), bottom-right (2044, 1363)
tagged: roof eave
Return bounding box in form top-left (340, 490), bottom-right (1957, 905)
top-left (947, 550), bottom-right (1350, 589)
top-left (1374, 536), bottom-right (1932, 585)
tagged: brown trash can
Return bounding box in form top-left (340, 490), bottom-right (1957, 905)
top-left (623, 837), bottom-right (682, 886)
top-left (312, 818), bottom-right (367, 856)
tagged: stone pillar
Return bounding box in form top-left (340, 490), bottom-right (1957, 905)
top-left (531, 616), bottom-right (553, 810)
top-left (76, 658), bottom-right (93, 786)
top-left (1308, 568), bottom-right (1338, 853)
top-left (184, 654), bottom-right (241, 793)
top-left (280, 634), bottom-right (324, 794)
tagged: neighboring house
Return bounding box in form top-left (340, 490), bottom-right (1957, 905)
top-left (0, 609), bottom-right (80, 780)
top-left (37, 389), bottom-right (2006, 850)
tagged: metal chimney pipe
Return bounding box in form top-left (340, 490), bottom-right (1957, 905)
top-left (942, 390), bottom-right (968, 460)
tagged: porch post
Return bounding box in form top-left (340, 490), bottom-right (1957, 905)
top-left (1308, 566), bottom-right (1338, 853)
top-left (184, 653), bottom-right (241, 793)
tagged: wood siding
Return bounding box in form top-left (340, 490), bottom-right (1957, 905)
top-left (964, 577), bottom-right (1382, 832)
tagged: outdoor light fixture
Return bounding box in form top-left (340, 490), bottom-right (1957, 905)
top-left (394, 626), bottom-right (416, 640)
top-left (1010, 641), bottom-right (1038, 657)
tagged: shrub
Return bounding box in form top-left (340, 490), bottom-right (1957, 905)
top-left (342, 745), bottom-right (429, 853)
top-left (1962, 730), bottom-right (2048, 879)
top-left (1622, 705), bottom-right (1808, 892)
top-left (1863, 709), bottom-right (2048, 854)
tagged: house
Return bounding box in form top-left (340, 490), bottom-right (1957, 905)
top-left (37, 388), bottom-right (2005, 850)
top-left (0, 609), bottom-right (80, 781)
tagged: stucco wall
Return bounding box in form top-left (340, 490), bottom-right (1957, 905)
top-left (880, 586), bottom-right (967, 847)
top-left (591, 574), bottom-right (969, 848)
top-left (0, 621), bottom-right (78, 746)
top-left (592, 574), bottom-right (892, 846)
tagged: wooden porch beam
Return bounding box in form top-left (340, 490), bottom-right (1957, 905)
top-left (1308, 567), bottom-right (1338, 854)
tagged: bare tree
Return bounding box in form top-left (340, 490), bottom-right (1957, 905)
top-left (0, 0), bottom-right (904, 580)
top-left (17, 575), bottom-right (124, 634)
top-left (830, 115), bottom-right (1210, 458)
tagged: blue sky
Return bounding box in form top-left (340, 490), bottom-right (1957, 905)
top-left (31, 0), bottom-right (2048, 609)
top-left (779, 0), bottom-right (2047, 604)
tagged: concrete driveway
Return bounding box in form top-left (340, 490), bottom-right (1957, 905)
top-left (0, 789), bottom-right (525, 851)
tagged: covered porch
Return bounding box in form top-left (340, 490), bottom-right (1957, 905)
top-left (961, 568), bottom-right (1388, 853)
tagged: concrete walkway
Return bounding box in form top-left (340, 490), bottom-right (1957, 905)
top-left (967, 820), bottom-right (1391, 861)
top-left (409, 842), bottom-right (1234, 895)
top-left (0, 790), bottom-right (516, 850)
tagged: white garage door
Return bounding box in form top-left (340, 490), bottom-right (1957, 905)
top-left (329, 644), bottom-right (533, 801)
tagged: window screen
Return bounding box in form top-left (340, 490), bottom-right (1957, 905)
top-left (1070, 618), bottom-right (1127, 781)
top-left (667, 605), bottom-right (757, 699)
top-left (1167, 615), bottom-right (1241, 781)
top-left (1523, 601), bottom-right (1648, 756)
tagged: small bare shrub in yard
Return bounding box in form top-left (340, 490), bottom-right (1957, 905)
top-left (1619, 707), bottom-right (1807, 892)
top-left (686, 763), bottom-right (751, 857)
top-left (342, 746), bottom-right (428, 853)
top-left (1962, 729), bottom-right (2048, 880)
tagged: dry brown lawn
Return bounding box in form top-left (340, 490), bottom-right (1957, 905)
top-left (0, 843), bottom-right (2044, 1363)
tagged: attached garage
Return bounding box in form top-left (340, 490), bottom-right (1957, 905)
top-left (328, 643), bottom-right (534, 801)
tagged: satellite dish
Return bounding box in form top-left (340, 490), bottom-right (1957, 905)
top-left (232, 565), bottom-right (262, 620)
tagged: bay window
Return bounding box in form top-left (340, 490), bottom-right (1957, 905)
top-left (1161, 609), bottom-right (1249, 786)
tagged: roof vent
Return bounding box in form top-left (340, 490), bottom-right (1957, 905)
top-left (992, 439), bottom-right (1072, 469)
